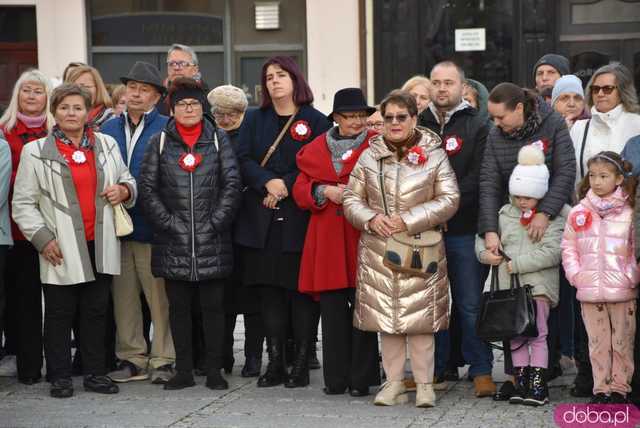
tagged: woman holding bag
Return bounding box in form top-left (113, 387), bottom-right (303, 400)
top-left (343, 90), bottom-right (459, 407)
top-left (11, 83), bottom-right (136, 398)
top-left (234, 56), bottom-right (330, 389)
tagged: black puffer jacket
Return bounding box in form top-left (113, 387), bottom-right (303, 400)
top-left (139, 116), bottom-right (241, 282)
top-left (478, 98), bottom-right (576, 236)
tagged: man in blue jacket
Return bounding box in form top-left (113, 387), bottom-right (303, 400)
top-left (101, 61), bottom-right (174, 384)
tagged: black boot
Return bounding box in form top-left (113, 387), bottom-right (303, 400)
top-left (509, 367), bottom-right (529, 404)
top-left (241, 355), bottom-right (262, 378)
top-left (223, 355), bottom-right (235, 375)
top-left (307, 341), bottom-right (321, 370)
top-left (285, 338), bottom-right (295, 367)
top-left (206, 369), bottom-right (229, 390)
top-left (523, 367), bottom-right (549, 406)
top-left (164, 371), bottom-right (196, 390)
top-left (571, 348), bottom-right (593, 397)
top-left (257, 338), bottom-right (286, 387)
top-left (285, 341), bottom-right (310, 388)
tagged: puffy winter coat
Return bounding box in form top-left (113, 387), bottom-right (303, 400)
top-left (343, 128), bottom-right (460, 335)
top-left (478, 98), bottom-right (576, 236)
top-left (138, 116), bottom-right (241, 282)
top-left (475, 203), bottom-right (570, 307)
top-left (561, 190), bottom-right (639, 303)
top-left (571, 105), bottom-right (640, 181)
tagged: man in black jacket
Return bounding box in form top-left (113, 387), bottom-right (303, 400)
top-left (418, 61), bottom-right (495, 397)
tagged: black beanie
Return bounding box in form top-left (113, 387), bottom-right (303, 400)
top-left (169, 84), bottom-right (207, 111)
top-left (533, 54), bottom-right (570, 80)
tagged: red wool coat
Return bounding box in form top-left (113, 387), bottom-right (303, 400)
top-left (293, 130), bottom-right (376, 297)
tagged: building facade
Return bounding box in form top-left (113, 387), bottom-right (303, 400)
top-left (1, 0), bottom-right (639, 113)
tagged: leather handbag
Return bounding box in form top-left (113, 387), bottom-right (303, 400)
top-left (377, 159), bottom-right (443, 278)
top-left (475, 254), bottom-right (538, 343)
top-left (113, 203), bottom-right (133, 237)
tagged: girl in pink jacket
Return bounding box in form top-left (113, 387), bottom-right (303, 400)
top-left (561, 151), bottom-right (639, 404)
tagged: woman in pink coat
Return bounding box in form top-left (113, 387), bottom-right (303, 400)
top-left (561, 151), bottom-right (639, 404)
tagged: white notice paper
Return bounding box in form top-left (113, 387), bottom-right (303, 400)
top-left (455, 28), bottom-right (486, 52)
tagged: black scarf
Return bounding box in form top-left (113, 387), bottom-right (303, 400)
top-left (504, 101), bottom-right (542, 140)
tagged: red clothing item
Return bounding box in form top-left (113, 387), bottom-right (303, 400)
top-left (293, 130), bottom-right (376, 298)
top-left (1, 120), bottom-right (48, 240)
top-left (176, 121), bottom-right (202, 149)
top-left (56, 140), bottom-right (97, 241)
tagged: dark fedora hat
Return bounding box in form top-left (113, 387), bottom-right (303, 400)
top-left (328, 88), bottom-right (376, 122)
top-left (120, 61), bottom-right (166, 95)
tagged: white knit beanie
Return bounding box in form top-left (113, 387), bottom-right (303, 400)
top-left (509, 145), bottom-right (550, 199)
top-left (207, 85), bottom-right (248, 112)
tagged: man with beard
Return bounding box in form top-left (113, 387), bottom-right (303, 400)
top-left (418, 61), bottom-right (494, 398)
top-left (533, 54), bottom-right (570, 94)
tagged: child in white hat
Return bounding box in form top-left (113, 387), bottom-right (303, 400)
top-left (476, 145), bottom-right (570, 407)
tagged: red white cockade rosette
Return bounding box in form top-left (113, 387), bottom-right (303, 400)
top-left (570, 209), bottom-right (593, 232)
top-left (443, 134), bottom-right (463, 156)
top-left (178, 152), bottom-right (203, 172)
top-left (71, 150), bottom-right (87, 165)
top-left (290, 120), bottom-right (312, 142)
top-left (529, 138), bottom-right (550, 154)
top-left (406, 146), bottom-right (427, 165)
top-left (520, 208), bottom-right (536, 226)
top-left (341, 149), bottom-right (354, 163)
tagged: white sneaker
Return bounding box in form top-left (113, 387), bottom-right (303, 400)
top-left (0, 355), bottom-right (17, 377)
top-left (374, 381), bottom-right (409, 406)
top-left (416, 383), bottom-right (436, 407)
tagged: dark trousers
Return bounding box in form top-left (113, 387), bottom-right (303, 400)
top-left (0, 245), bottom-right (7, 357)
top-left (4, 240), bottom-right (43, 379)
top-left (43, 273), bottom-right (111, 381)
top-left (259, 285), bottom-right (314, 342)
top-left (225, 312), bottom-right (265, 359)
top-left (319, 288), bottom-right (380, 390)
top-left (166, 280), bottom-right (225, 373)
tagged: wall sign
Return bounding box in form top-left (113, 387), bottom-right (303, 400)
top-left (455, 28), bottom-right (486, 52)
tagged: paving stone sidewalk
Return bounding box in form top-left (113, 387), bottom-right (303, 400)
top-left (0, 317), bottom-right (585, 428)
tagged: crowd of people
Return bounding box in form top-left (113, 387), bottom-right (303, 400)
top-left (1, 43), bottom-right (640, 411)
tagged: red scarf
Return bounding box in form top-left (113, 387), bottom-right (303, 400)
top-left (176, 122), bottom-right (202, 149)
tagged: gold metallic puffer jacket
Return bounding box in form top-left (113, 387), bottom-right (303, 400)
top-left (343, 128), bottom-right (460, 334)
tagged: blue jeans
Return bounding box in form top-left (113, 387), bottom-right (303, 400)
top-left (435, 234), bottom-right (493, 378)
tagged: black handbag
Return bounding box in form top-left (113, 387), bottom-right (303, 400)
top-left (475, 251), bottom-right (538, 344)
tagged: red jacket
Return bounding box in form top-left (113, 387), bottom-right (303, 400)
top-left (1, 120), bottom-right (48, 240)
top-left (293, 130), bottom-right (375, 297)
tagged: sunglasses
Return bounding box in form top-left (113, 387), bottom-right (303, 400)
top-left (591, 85), bottom-right (617, 95)
top-left (383, 113), bottom-right (410, 124)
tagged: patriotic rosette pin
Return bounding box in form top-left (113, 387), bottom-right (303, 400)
top-left (71, 150), bottom-right (87, 165)
top-left (520, 208), bottom-right (536, 226)
top-left (443, 134), bottom-right (463, 156)
top-left (529, 138), bottom-right (550, 154)
top-left (406, 146), bottom-right (427, 165)
top-left (570, 210), bottom-right (592, 232)
top-left (341, 149), bottom-right (354, 162)
top-left (290, 120), bottom-right (311, 142)
top-left (178, 152), bottom-right (203, 172)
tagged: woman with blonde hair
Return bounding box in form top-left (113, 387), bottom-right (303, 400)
top-left (0, 69), bottom-right (53, 385)
top-left (65, 65), bottom-right (114, 129)
top-left (402, 75), bottom-right (431, 115)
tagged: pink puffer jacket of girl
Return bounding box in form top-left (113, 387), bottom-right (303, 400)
top-left (561, 188), bottom-right (639, 303)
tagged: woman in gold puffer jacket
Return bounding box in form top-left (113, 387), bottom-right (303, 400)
top-left (343, 90), bottom-right (459, 408)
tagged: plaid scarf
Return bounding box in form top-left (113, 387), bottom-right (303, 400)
top-left (52, 124), bottom-right (94, 149)
top-left (504, 102), bottom-right (542, 140)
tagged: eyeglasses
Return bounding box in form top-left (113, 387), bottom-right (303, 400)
top-left (20, 88), bottom-right (45, 96)
top-left (213, 110), bottom-right (240, 120)
top-left (337, 112), bottom-right (368, 121)
top-left (366, 121), bottom-right (384, 130)
top-left (591, 85), bottom-right (617, 95)
top-left (175, 101), bottom-right (202, 111)
top-left (383, 113), bottom-right (410, 124)
top-left (167, 60), bottom-right (195, 69)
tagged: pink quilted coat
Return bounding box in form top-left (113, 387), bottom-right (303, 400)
top-left (561, 188), bottom-right (639, 303)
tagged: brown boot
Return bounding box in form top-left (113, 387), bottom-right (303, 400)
top-left (473, 374), bottom-right (497, 398)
